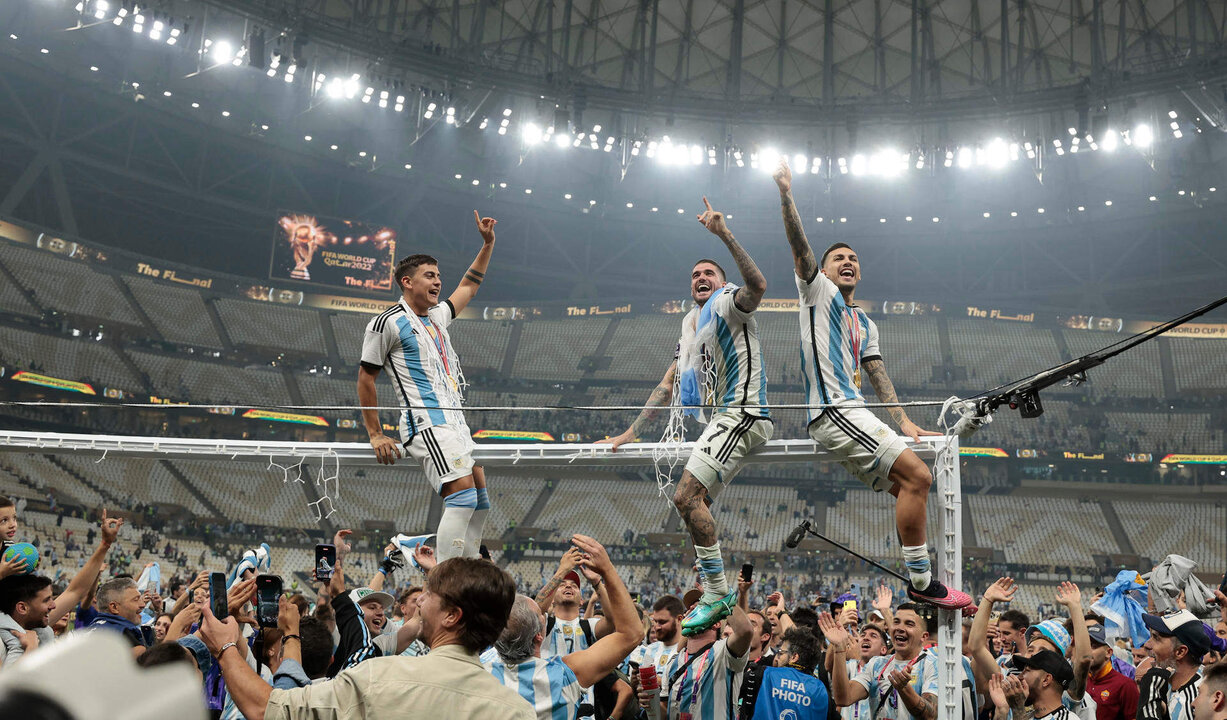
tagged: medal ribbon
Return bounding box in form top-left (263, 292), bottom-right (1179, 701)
top-left (415, 312), bottom-right (458, 393)
top-left (845, 307), bottom-right (862, 373)
top-left (877, 651), bottom-right (925, 710)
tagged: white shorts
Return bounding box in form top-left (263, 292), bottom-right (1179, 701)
top-left (684, 411), bottom-right (774, 498)
top-left (808, 405), bottom-right (908, 492)
top-left (401, 424), bottom-right (475, 493)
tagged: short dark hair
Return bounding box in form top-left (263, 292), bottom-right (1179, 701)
top-left (297, 617), bottom-right (334, 680)
top-left (427, 557), bottom-right (516, 654)
top-left (136, 642), bottom-right (194, 670)
top-left (1203, 662), bottom-right (1227, 694)
top-left (862, 623), bottom-right (890, 646)
top-left (895, 602), bottom-right (934, 634)
top-left (781, 628), bottom-right (822, 674)
top-left (254, 628), bottom-right (284, 669)
top-left (0, 496), bottom-right (13, 510)
top-left (999, 610), bottom-right (1031, 632)
top-left (0, 574), bottom-right (53, 615)
top-left (394, 254), bottom-right (438, 289)
top-left (820, 242), bottom-right (854, 266)
top-left (748, 609), bottom-right (773, 636)
top-left (288, 593), bottom-right (310, 619)
top-left (790, 607), bottom-right (819, 630)
top-left (692, 259), bottom-right (726, 282)
top-left (653, 595), bottom-right (686, 617)
top-left (396, 586), bottom-right (423, 609)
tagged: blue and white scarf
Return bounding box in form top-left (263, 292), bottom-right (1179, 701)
top-left (677, 283), bottom-right (737, 419)
top-left (1091, 570), bottom-right (1149, 648)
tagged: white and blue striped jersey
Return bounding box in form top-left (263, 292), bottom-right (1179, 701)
top-left (842, 658), bottom-right (873, 720)
top-left (361, 297), bottom-right (465, 440)
top-left (681, 289), bottom-right (770, 417)
top-left (485, 655), bottom-right (586, 720)
top-left (851, 650), bottom-right (939, 720)
top-left (661, 638), bottom-right (749, 720)
top-left (542, 617), bottom-right (592, 659)
top-left (630, 640), bottom-right (682, 679)
top-left (795, 270), bottom-right (882, 422)
top-left (1167, 673), bottom-right (1200, 720)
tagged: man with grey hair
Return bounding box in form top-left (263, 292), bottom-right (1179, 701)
top-left (486, 534), bottom-right (644, 720)
top-left (89, 577), bottom-right (154, 654)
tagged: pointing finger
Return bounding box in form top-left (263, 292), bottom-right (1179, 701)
top-left (473, 210), bottom-right (481, 226)
top-left (702, 196), bottom-right (713, 212)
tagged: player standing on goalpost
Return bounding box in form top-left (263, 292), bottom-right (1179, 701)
top-left (357, 211), bottom-right (497, 561)
top-left (602, 197), bottom-right (773, 636)
top-left (771, 158), bottom-right (971, 610)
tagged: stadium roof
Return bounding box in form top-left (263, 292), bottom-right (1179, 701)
top-left (208, 0), bottom-right (1227, 126)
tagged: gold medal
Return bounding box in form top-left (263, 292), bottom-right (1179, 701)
top-left (854, 368), bottom-right (862, 388)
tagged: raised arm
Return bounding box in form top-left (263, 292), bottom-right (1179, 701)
top-left (872, 584), bottom-right (895, 628)
top-left (818, 611), bottom-right (869, 706)
top-left (772, 159), bottom-right (819, 281)
top-left (535, 547), bottom-right (584, 612)
top-left (599, 361), bottom-right (677, 452)
top-left (561, 535), bottom-right (645, 688)
top-left (447, 210), bottom-right (496, 316)
top-left (696, 196), bottom-right (766, 312)
top-left (969, 578), bottom-right (1015, 685)
top-left (725, 604), bottom-right (754, 659)
top-left (200, 606), bottom-right (272, 720)
top-left (329, 529), bottom-right (353, 598)
top-left (369, 543), bottom-right (401, 591)
top-left (50, 509), bottom-right (123, 624)
top-left (1057, 582), bottom-right (1092, 700)
top-left (861, 358), bottom-right (938, 442)
top-left (579, 563), bottom-right (613, 637)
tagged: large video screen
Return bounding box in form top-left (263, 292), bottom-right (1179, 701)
top-left (269, 212), bottom-right (397, 292)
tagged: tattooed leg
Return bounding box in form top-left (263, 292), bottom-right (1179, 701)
top-left (673, 471), bottom-right (717, 546)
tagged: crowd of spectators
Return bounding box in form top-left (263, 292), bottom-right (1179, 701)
top-left (2, 490), bottom-right (1226, 720)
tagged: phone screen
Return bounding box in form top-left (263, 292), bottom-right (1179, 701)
top-left (208, 572), bottom-right (228, 620)
top-left (741, 563), bottom-right (754, 583)
top-left (256, 574), bottom-right (282, 628)
top-left (314, 544), bottom-right (337, 581)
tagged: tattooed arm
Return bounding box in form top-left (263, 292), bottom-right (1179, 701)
top-left (910, 694), bottom-right (939, 720)
top-left (535, 547), bottom-right (584, 612)
top-left (863, 358), bottom-right (939, 442)
top-left (772, 159), bottom-right (819, 281)
top-left (447, 210), bottom-right (497, 316)
top-left (696, 197), bottom-right (767, 312)
top-left (598, 362), bottom-right (677, 452)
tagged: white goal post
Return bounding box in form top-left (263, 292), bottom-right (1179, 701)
top-left (0, 429), bottom-right (964, 720)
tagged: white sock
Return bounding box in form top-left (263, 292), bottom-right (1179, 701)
top-left (902, 543), bottom-right (932, 590)
top-left (437, 505), bottom-right (475, 561)
top-left (694, 543), bottom-right (728, 601)
top-left (464, 508), bottom-right (488, 559)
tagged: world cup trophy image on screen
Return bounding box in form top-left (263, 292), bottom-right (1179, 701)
top-left (270, 212), bottom-right (397, 291)
top-left (281, 215), bottom-right (327, 281)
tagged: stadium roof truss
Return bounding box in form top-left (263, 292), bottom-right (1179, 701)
top-left (213, 0), bottom-right (1227, 125)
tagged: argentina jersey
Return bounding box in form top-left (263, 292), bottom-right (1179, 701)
top-left (842, 658), bottom-right (872, 720)
top-left (795, 269), bottom-right (881, 422)
top-left (485, 655), bottom-right (586, 720)
top-left (631, 641), bottom-right (682, 679)
top-left (542, 617), bottom-right (591, 658)
top-left (692, 288), bottom-right (770, 416)
top-left (1167, 674), bottom-right (1201, 720)
top-left (852, 651), bottom-right (938, 720)
top-left (661, 639), bottom-right (749, 720)
top-left (361, 297), bottom-right (466, 440)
